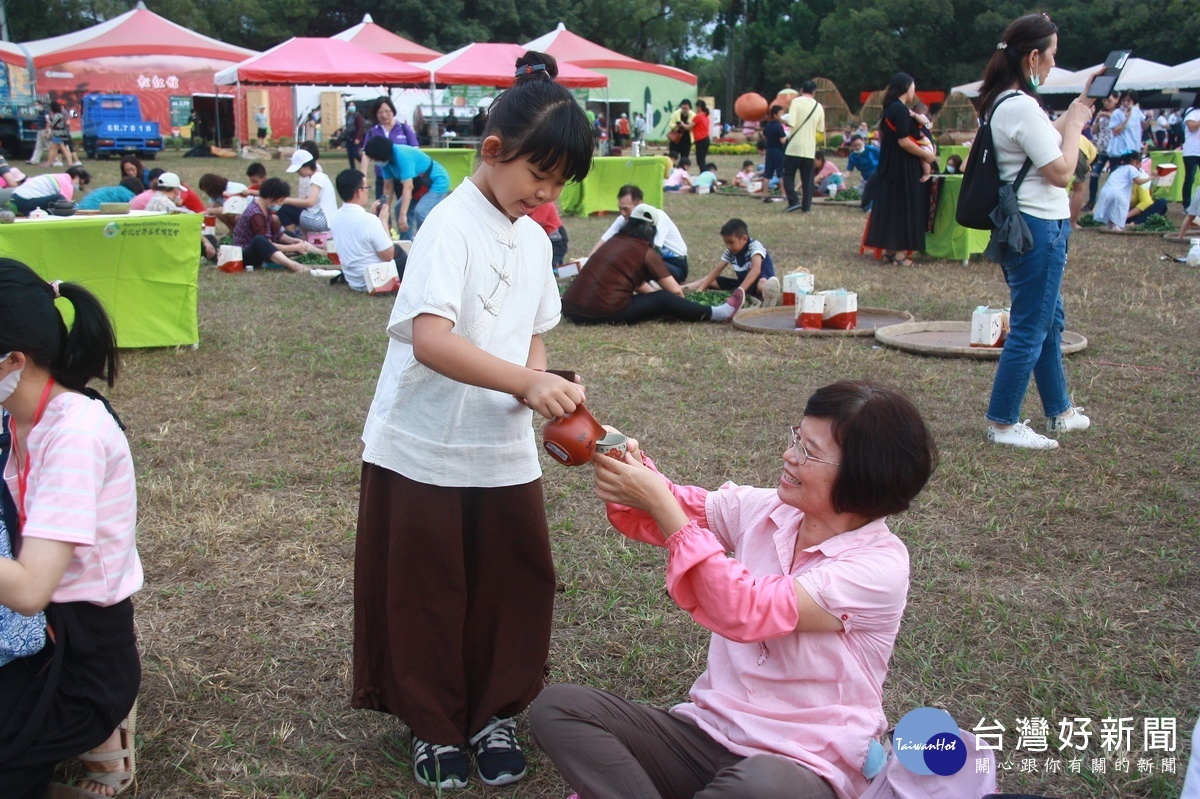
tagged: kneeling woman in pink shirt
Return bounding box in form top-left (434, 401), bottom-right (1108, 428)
top-left (531, 380), bottom-right (936, 799)
top-left (0, 260), bottom-right (143, 799)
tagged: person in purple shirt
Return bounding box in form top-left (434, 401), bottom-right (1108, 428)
top-left (359, 96), bottom-right (418, 200)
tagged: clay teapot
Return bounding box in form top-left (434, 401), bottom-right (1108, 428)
top-left (542, 403), bottom-right (606, 466)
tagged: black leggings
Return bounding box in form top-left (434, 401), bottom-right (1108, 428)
top-left (243, 235), bottom-right (280, 267)
top-left (565, 292), bottom-right (711, 325)
top-left (1183, 155), bottom-right (1200, 209)
top-left (694, 137), bottom-right (711, 170)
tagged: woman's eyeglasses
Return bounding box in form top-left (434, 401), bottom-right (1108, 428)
top-left (788, 425), bottom-right (840, 466)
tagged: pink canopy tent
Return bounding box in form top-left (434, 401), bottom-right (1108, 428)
top-left (214, 37), bottom-right (429, 141)
top-left (22, 1), bottom-right (254, 67)
top-left (524, 23), bottom-right (696, 86)
top-left (331, 14), bottom-right (441, 63)
top-left (422, 42), bottom-right (608, 88)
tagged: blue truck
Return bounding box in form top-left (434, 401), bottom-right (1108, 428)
top-left (82, 94), bottom-right (163, 160)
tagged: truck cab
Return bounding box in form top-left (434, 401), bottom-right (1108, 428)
top-left (82, 94), bottom-right (163, 159)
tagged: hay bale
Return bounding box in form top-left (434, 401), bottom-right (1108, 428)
top-left (936, 91), bottom-right (980, 134)
top-left (813, 77), bottom-right (853, 130)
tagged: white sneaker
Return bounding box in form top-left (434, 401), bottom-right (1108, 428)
top-left (987, 421), bottom-right (1059, 450)
top-left (1047, 406), bottom-right (1090, 433)
top-left (761, 276), bottom-right (781, 307)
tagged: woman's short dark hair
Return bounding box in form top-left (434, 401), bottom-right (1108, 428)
top-left (617, 217), bottom-right (656, 242)
top-left (978, 13), bottom-right (1058, 115)
top-left (364, 137), bottom-right (394, 163)
top-left (373, 96), bottom-right (396, 120)
top-left (804, 380), bottom-right (936, 518)
top-left (299, 140), bottom-right (319, 162)
top-left (480, 51), bottom-right (594, 184)
top-left (258, 177), bottom-right (290, 200)
top-left (119, 176), bottom-right (144, 194)
top-left (0, 258), bottom-right (118, 391)
top-left (66, 165), bottom-right (91, 185)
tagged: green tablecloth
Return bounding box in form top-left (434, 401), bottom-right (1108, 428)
top-left (0, 212), bottom-right (200, 348)
top-left (1149, 151), bottom-right (1184, 202)
top-left (424, 149), bottom-right (477, 191)
top-left (925, 175), bottom-right (990, 262)
top-left (559, 156), bottom-right (671, 216)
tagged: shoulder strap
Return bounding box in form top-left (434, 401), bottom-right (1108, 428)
top-left (785, 100), bottom-right (819, 147)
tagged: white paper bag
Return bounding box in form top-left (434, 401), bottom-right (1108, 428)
top-left (797, 293), bottom-right (825, 329)
top-left (217, 245), bottom-right (244, 273)
top-left (819, 289), bottom-right (858, 330)
top-left (782, 271), bottom-right (814, 305)
top-left (365, 260), bottom-right (400, 295)
top-left (970, 306), bottom-right (1010, 347)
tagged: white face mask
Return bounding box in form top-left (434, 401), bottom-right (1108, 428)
top-left (0, 355), bottom-right (21, 404)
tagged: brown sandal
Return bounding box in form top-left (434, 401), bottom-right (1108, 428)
top-left (47, 701), bottom-right (137, 797)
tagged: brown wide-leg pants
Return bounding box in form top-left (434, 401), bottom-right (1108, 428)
top-left (530, 684), bottom-right (836, 799)
top-left (352, 462), bottom-right (556, 744)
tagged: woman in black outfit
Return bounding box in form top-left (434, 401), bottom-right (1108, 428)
top-left (864, 73), bottom-right (937, 266)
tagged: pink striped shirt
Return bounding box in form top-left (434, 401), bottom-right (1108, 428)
top-left (4, 392), bottom-right (143, 606)
top-left (608, 467), bottom-right (908, 799)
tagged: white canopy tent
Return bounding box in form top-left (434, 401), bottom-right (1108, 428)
top-left (950, 67), bottom-right (1078, 99)
top-left (1037, 58), bottom-right (1171, 94)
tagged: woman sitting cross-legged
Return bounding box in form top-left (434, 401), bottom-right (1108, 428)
top-left (561, 204), bottom-right (744, 325)
top-left (231, 177), bottom-right (324, 273)
top-left (531, 380), bottom-right (937, 799)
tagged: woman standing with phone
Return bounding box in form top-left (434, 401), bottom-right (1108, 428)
top-left (976, 13), bottom-right (1095, 450)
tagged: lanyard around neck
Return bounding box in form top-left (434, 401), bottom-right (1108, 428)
top-left (11, 377), bottom-right (56, 530)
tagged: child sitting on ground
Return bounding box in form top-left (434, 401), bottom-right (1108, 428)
top-left (663, 156), bottom-right (692, 191)
top-left (812, 150), bottom-right (844, 197)
top-left (1093, 153), bottom-right (1150, 230)
top-left (691, 163), bottom-right (718, 193)
top-left (683, 217), bottom-right (780, 306)
top-left (245, 162), bottom-right (267, 191)
top-left (734, 160), bottom-right (757, 190)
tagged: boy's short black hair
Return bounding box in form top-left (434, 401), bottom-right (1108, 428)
top-left (246, 162), bottom-right (267, 179)
top-left (703, 163), bottom-right (717, 172)
top-left (850, 134), bottom-right (864, 143)
top-left (336, 169), bottom-right (365, 202)
top-left (258, 177), bottom-right (290, 200)
top-left (742, 160), bottom-right (755, 168)
top-left (720, 218), bottom-right (749, 238)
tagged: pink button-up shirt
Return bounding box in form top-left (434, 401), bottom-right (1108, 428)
top-left (608, 471), bottom-right (909, 799)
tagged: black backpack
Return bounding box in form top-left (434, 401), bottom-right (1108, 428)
top-left (956, 91), bottom-right (1033, 230)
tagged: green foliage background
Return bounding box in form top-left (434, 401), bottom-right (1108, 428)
top-left (7, 0), bottom-right (1199, 115)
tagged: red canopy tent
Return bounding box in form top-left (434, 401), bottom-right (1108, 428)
top-left (215, 37), bottom-right (429, 142)
top-left (422, 43), bottom-right (608, 88)
top-left (524, 24), bottom-right (695, 85)
top-left (20, 1), bottom-right (264, 142)
top-left (331, 14), bottom-right (441, 63)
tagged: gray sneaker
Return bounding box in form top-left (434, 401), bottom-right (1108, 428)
top-left (761, 276), bottom-right (782, 307)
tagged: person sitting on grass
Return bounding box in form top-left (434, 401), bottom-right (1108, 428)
top-left (198, 173), bottom-right (251, 232)
top-left (589, 185), bottom-right (690, 282)
top-left (1092, 153), bottom-right (1150, 230)
top-left (734, 160), bottom-right (758, 190)
top-left (845, 134), bottom-right (879, 189)
top-left (277, 148), bottom-right (338, 236)
top-left (10, 166), bottom-right (90, 216)
top-left (1125, 170), bottom-right (1168, 227)
top-left (231, 177), bottom-right (323, 273)
top-left (245, 162), bottom-right (267, 191)
top-left (664, 157), bottom-right (692, 191)
top-left (328, 168), bottom-right (404, 293)
top-left (76, 176), bottom-right (142, 211)
top-left (561, 204), bottom-right (743, 325)
top-left (812, 150), bottom-right (844, 197)
top-left (683, 218), bottom-right (781, 307)
top-left (691, 163), bottom-right (719, 193)
top-left (531, 380), bottom-right (937, 799)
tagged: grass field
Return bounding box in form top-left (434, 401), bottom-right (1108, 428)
top-left (25, 146), bottom-right (1200, 798)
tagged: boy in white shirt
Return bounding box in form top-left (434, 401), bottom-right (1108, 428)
top-left (329, 169), bottom-right (403, 293)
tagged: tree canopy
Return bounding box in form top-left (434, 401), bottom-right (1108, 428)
top-left (6, 0), bottom-right (1198, 115)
